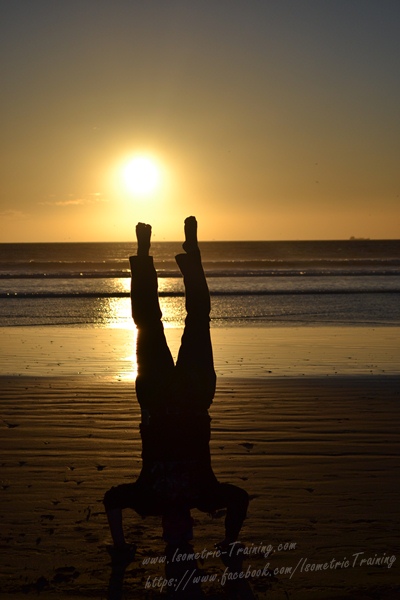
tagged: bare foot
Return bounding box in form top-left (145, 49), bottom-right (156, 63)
top-left (182, 216), bottom-right (199, 254)
top-left (136, 223), bottom-right (151, 256)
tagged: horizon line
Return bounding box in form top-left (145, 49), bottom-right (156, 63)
top-left (1, 238), bottom-right (400, 245)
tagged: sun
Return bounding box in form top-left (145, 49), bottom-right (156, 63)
top-left (123, 156), bottom-right (160, 195)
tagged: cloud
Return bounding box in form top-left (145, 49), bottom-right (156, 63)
top-left (51, 199), bottom-right (85, 206)
top-left (39, 193), bottom-right (108, 207)
top-left (0, 209), bottom-right (29, 219)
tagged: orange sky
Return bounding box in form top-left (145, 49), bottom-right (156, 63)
top-left (1, 1), bottom-right (399, 242)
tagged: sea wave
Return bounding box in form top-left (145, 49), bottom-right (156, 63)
top-left (2, 288), bottom-right (400, 299)
top-left (1, 291), bottom-right (400, 328)
top-left (1, 267), bottom-right (400, 279)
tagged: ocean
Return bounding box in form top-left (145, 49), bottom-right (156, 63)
top-left (1, 240), bottom-right (400, 328)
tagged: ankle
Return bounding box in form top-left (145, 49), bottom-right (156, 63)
top-left (136, 223), bottom-right (151, 256)
top-left (183, 216), bottom-right (199, 254)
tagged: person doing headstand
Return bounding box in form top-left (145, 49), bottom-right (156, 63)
top-left (103, 217), bottom-right (248, 558)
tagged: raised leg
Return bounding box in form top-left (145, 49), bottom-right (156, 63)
top-left (175, 217), bottom-right (216, 410)
top-left (130, 223), bottom-right (174, 415)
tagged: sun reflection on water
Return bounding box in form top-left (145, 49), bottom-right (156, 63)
top-left (98, 277), bottom-right (186, 381)
top-left (104, 297), bottom-right (132, 328)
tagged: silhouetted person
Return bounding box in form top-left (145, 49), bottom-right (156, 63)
top-left (104, 217), bottom-right (248, 564)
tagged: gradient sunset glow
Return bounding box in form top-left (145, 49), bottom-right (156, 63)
top-left (1, 1), bottom-right (399, 242)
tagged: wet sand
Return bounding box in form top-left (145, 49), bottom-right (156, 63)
top-left (1, 361), bottom-right (399, 598)
top-left (1, 325), bottom-right (399, 379)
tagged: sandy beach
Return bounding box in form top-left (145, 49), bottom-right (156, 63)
top-left (1, 326), bottom-right (399, 599)
top-left (1, 325), bottom-right (399, 379)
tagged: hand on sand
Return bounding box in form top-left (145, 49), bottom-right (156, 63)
top-left (107, 542), bottom-right (137, 568)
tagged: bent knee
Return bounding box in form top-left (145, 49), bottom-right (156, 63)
top-left (103, 484), bottom-right (133, 511)
top-left (236, 486), bottom-right (249, 507)
top-left (103, 487), bottom-right (118, 511)
top-left (226, 484), bottom-right (249, 509)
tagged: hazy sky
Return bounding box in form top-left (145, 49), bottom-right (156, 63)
top-left (1, 0), bottom-right (399, 242)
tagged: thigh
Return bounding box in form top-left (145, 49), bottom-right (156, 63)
top-left (175, 319), bottom-right (216, 409)
top-left (136, 324), bottom-right (174, 379)
top-left (176, 317), bottom-right (214, 371)
top-left (135, 324), bottom-right (175, 412)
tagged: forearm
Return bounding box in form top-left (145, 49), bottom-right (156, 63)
top-left (106, 508), bottom-right (126, 548)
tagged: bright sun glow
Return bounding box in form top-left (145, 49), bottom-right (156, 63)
top-left (123, 156), bottom-right (160, 195)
